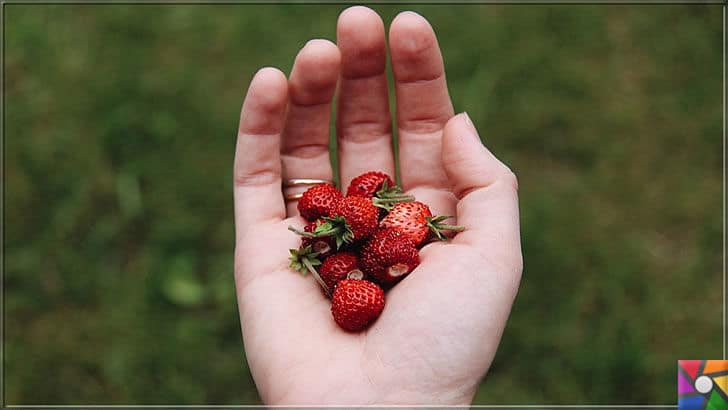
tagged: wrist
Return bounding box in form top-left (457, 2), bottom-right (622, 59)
top-left (374, 384), bottom-right (475, 406)
top-left (267, 379), bottom-right (475, 405)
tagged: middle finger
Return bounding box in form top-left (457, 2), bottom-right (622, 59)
top-left (336, 6), bottom-right (396, 191)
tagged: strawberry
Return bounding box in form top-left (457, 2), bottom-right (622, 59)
top-left (347, 171), bottom-right (414, 212)
top-left (290, 196), bottom-right (379, 249)
top-left (380, 201), bottom-right (465, 246)
top-left (297, 183), bottom-right (343, 222)
top-left (347, 171), bottom-right (394, 198)
top-left (360, 228), bottom-right (420, 286)
top-left (331, 196), bottom-right (379, 241)
top-left (319, 252), bottom-right (365, 291)
top-left (301, 219), bottom-right (336, 257)
top-left (331, 279), bottom-right (385, 332)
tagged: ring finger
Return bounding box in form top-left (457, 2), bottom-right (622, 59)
top-left (335, 6), bottom-right (396, 191)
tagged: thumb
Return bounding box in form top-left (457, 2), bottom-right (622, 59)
top-left (442, 112), bottom-right (518, 198)
top-left (441, 113), bottom-right (522, 275)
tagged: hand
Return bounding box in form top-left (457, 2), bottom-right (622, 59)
top-left (232, 6), bottom-right (522, 405)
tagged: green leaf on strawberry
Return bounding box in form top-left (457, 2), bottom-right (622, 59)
top-left (288, 245), bottom-right (322, 275)
top-left (371, 180), bottom-right (415, 211)
top-left (289, 215), bottom-right (355, 250)
top-left (426, 215), bottom-right (466, 241)
top-left (288, 245), bottom-right (331, 296)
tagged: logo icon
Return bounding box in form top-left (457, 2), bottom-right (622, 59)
top-left (678, 360), bottom-right (728, 409)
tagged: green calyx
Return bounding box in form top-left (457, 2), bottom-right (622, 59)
top-left (288, 216), bottom-right (354, 250)
top-left (371, 180), bottom-right (415, 211)
top-left (288, 245), bottom-right (331, 296)
top-left (426, 215), bottom-right (465, 241)
top-left (288, 245), bottom-right (322, 275)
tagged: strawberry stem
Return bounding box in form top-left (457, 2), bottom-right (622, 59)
top-left (289, 224), bottom-right (342, 238)
top-left (373, 197), bottom-right (413, 203)
top-left (289, 245), bottom-right (331, 297)
top-left (426, 215), bottom-right (465, 241)
top-left (435, 224), bottom-right (465, 231)
top-left (301, 257), bottom-right (331, 297)
top-left (372, 180), bottom-right (415, 211)
top-left (372, 196), bottom-right (415, 211)
top-left (288, 226), bottom-right (318, 237)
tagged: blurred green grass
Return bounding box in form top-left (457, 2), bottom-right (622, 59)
top-left (4, 4), bottom-right (722, 405)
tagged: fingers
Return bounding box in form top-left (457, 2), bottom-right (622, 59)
top-left (336, 6), bottom-right (396, 190)
top-left (282, 39), bottom-right (341, 216)
top-left (233, 67), bottom-right (289, 238)
top-left (389, 11), bottom-right (454, 191)
top-left (441, 113), bottom-right (522, 272)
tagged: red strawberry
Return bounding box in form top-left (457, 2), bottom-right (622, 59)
top-left (347, 171), bottom-right (394, 198)
top-left (331, 279), bottom-right (385, 332)
top-left (301, 219), bottom-right (336, 257)
top-left (331, 196), bottom-right (379, 241)
top-left (319, 252), bottom-right (365, 291)
top-left (380, 201), bottom-right (465, 246)
top-left (380, 202), bottom-right (432, 246)
top-left (289, 191), bottom-right (385, 249)
top-left (297, 184), bottom-right (342, 221)
top-left (347, 171), bottom-right (415, 213)
top-left (360, 228), bottom-right (420, 286)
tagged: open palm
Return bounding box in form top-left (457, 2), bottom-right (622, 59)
top-left (233, 6), bottom-right (522, 405)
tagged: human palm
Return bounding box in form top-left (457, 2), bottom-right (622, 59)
top-left (233, 7), bottom-right (522, 405)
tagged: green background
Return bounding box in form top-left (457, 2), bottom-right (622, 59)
top-left (4, 4), bottom-right (723, 405)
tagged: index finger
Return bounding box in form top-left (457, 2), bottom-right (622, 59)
top-left (233, 67), bottom-right (289, 239)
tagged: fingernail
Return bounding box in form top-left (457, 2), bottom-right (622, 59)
top-left (462, 112), bottom-right (481, 142)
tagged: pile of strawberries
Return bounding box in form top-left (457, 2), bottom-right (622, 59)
top-left (288, 171), bottom-right (464, 332)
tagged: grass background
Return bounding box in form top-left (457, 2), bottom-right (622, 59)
top-left (4, 4), bottom-right (723, 405)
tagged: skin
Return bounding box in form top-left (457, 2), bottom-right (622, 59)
top-left (233, 6), bottom-right (523, 405)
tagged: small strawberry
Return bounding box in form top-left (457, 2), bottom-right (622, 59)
top-left (347, 171), bottom-right (394, 198)
top-left (301, 219), bottom-right (336, 257)
top-left (332, 196), bottom-right (379, 241)
top-left (331, 279), bottom-right (385, 332)
top-left (347, 171), bottom-right (414, 212)
top-left (360, 228), bottom-right (420, 286)
top-left (289, 196), bottom-right (378, 249)
top-left (380, 201), bottom-right (465, 246)
top-left (297, 183), bottom-right (343, 221)
top-left (319, 252), bottom-right (365, 291)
